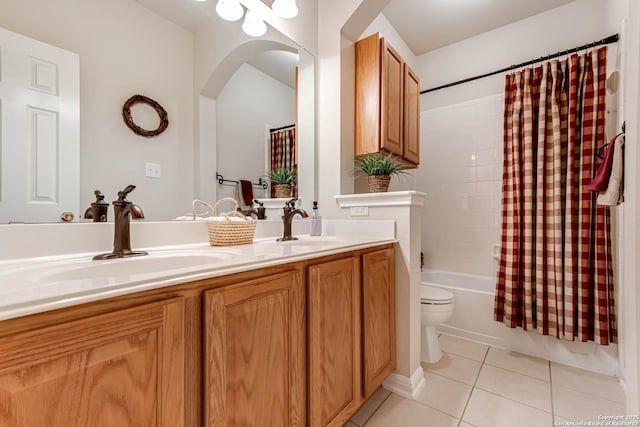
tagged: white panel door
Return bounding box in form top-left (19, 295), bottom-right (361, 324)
top-left (0, 27), bottom-right (79, 223)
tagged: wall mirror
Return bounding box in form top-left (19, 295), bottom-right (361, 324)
top-left (0, 0), bottom-right (315, 223)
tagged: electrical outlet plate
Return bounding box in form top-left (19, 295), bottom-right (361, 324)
top-left (145, 162), bottom-right (161, 178)
top-left (350, 206), bottom-right (369, 217)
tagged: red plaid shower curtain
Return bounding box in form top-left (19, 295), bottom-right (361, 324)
top-left (494, 47), bottom-right (616, 345)
top-left (269, 127), bottom-right (297, 198)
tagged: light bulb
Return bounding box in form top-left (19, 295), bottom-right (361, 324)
top-left (216, 0), bottom-right (244, 21)
top-left (242, 10), bottom-right (267, 37)
top-left (272, 0), bottom-right (298, 19)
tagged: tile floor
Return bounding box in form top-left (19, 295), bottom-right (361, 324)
top-left (347, 334), bottom-right (627, 427)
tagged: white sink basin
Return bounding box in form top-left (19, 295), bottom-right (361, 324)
top-left (41, 251), bottom-right (238, 282)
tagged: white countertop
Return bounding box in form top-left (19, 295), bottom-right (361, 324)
top-left (0, 235), bottom-right (396, 322)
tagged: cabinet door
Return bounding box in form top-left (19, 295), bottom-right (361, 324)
top-left (204, 270), bottom-right (306, 427)
top-left (355, 33), bottom-right (382, 157)
top-left (362, 248), bottom-right (396, 398)
top-left (0, 298), bottom-right (185, 427)
top-left (403, 64), bottom-right (420, 165)
top-left (308, 257), bottom-right (360, 427)
top-left (381, 41), bottom-right (404, 158)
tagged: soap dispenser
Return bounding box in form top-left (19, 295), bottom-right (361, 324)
top-left (310, 201), bottom-right (322, 236)
top-left (84, 190), bottom-right (109, 222)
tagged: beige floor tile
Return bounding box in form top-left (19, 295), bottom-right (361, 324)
top-left (438, 334), bottom-right (489, 362)
top-left (553, 384), bottom-right (626, 422)
top-left (460, 423), bottom-right (477, 427)
top-left (485, 347), bottom-right (550, 381)
top-left (476, 364), bottom-right (552, 412)
top-left (415, 371), bottom-right (472, 418)
top-left (554, 415), bottom-right (573, 425)
top-left (463, 388), bottom-right (553, 427)
top-left (349, 386), bottom-right (391, 426)
top-left (364, 394), bottom-right (459, 427)
top-left (551, 362), bottom-right (625, 403)
top-left (422, 352), bottom-right (482, 385)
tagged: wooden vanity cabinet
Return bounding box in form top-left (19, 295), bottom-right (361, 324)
top-left (361, 247), bottom-right (396, 398)
top-left (0, 243), bottom-right (395, 427)
top-left (203, 270), bottom-right (306, 427)
top-left (0, 298), bottom-right (185, 427)
top-left (308, 246), bottom-right (396, 426)
top-left (355, 32), bottom-right (420, 167)
top-left (308, 256), bottom-right (361, 427)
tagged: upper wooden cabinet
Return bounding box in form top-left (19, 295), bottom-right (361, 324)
top-left (0, 298), bottom-right (185, 427)
top-left (204, 270), bottom-right (306, 427)
top-left (355, 32), bottom-right (421, 167)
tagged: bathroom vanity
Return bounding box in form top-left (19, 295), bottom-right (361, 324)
top-left (0, 236), bottom-right (396, 427)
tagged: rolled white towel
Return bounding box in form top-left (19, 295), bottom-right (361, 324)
top-left (597, 135), bottom-right (624, 206)
top-left (175, 215), bottom-right (206, 221)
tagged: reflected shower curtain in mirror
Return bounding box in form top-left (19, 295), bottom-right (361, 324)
top-left (494, 47), bottom-right (616, 345)
top-left (269, 127), bottom-right (297, 198)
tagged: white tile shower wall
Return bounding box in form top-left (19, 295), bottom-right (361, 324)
top-left (419, 94), bottom-right (504, 277)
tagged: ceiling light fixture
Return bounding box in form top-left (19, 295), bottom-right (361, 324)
top-left (242, 9), bottom-right (267, 37)
top-left (215, 0), bottom-right (244, 21)
top-left (272, 0), bottom-right (298, 19)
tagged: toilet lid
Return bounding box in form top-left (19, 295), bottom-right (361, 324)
top-left (420, 286), bottom-right (454, 303)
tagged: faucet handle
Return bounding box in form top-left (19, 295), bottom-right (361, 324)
top-left (284, 198), bottom-right (298, 209)
top-left (117, 184), bottom-right (137, 202)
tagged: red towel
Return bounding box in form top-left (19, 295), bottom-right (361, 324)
top-left (239, 180), bottom-right (254, 206)
top-left (589, 133), bottom-right (623, 192)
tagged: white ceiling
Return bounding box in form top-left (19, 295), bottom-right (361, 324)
top-left (382, 0), bottom-right (575, 55)
top-left (134, 0), bottom-right (577, 58)
top-left (247, 50), bottom-right (298, 88)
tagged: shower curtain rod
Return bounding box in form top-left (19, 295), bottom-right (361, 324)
top-left (420, 33), bottom-right (619, 94)
top-left (269, 123), bottom-right (295, 132)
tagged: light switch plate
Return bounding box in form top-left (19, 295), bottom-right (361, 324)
top-left (350, 206), bottom-right (369, 217)
top-left (145, 162), bottom-right (161, 178)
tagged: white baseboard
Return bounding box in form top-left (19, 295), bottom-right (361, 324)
top-left (382, 365), bottom-right (426, 399)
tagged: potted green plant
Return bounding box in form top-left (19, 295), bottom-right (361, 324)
top-left (354, 153), bottom-right (407, 192)
top-left (266, 167), bottom-right (296, 198)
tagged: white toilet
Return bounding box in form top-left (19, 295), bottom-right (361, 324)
top-left (420, 285), bottom-right (455, 363)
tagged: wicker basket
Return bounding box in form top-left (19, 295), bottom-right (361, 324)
top-left (197, 198), bottom-right (257, 246)
top-left (368, 175), bottom-right (391, 192)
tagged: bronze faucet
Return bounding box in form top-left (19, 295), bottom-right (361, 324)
top-left (84, 190), bottom-right (109, 222)
top-left (93, 185), bottom-right (147, 260)
top-left (277, 198), bottom-right (308, 241)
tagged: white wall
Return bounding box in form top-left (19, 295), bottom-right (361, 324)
top-left (0, 0), bottom-right (194, 221)
top-left (421, 95), bottom-right (503, 277)
top-left (215, 63), bottom-right (295, 201)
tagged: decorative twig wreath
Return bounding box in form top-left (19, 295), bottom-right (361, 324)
top-left (122, 94), bottom-right (169, 137)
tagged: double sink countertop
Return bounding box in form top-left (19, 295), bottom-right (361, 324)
top-left (0, 232), bottom-right (396, 322)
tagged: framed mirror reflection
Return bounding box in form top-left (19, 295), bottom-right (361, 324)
top-left (0, 0), bottom-right (315, 223)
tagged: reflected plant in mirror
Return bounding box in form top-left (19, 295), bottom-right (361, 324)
top-left (265, 167), bottom-right (296, 198)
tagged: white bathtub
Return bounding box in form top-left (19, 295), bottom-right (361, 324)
top-left (420, 269), bottom-right (619, 376)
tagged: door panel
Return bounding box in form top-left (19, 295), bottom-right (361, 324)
top-left (381, 42), bottom-right (403, 157)
top-left (0, 26), bottom-right (79, 223)
top-left (0, 298), bottom-right (185, 427)
top-left (204, 270), bottom-right (306, 427)
top-left (403, 64), bottom-right (420, 165)
top-left (308, 257), bottom-right (360, 427)
top-left (362, 248), bottom-right (396, 398)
